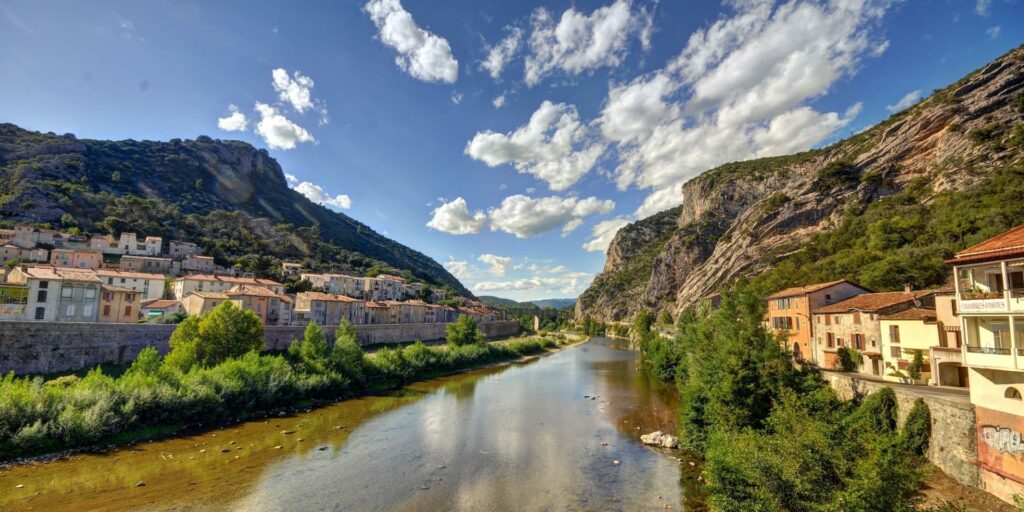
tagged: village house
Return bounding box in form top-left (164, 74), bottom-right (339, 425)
top-left (295, 291), bottom-right (365, 326)
top-left (765, 280), bottom-right (871, 364)
top-left (878, 307), bottom-right (942, 385)
top-left (6, 266), bottom-right (102, 322)
top-left (139, 299), bottom-right (184, 321)
top-left (281, 262), bottom-right (302, 277)
top-left (12, 225), bottom-right (55, 246)
top-left (96, 269), bottom-right (166, 301)
top-left (930, 288), bottom-right (968, 387)
top-left (98, 286), bottom-right (140, 323)
top-left (812, 289), bottom-right (936, 377)
top-left (180, 291), bottom-right (229, 317)
top-left (168, 240), bottom-right (201, 260)
top-left (225, 285), bottom-right (286, 325)
top-left (1, 244), bottom-right (48, 265)
top-left (363, 301), bottom-right (389, 324)
top-left (365, 274), bottom-right (407, 301)
top-left (120, 255), bottom-right (176, 274)
top-left (301, 273), bottom-right (366, 298)
top-left (947, 225), bottom-right (1024, 503)
top-left (173, 274), bottom-right (284, 300)
top-left (181, 255), bottom-right (215, 273)
top-left (50, 248), bottom-right (102, 269)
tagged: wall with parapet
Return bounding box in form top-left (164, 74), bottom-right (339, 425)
top-left (0, 320), bottom-right (520, 375)
top-left (822, 370), bottom-right (979, 489)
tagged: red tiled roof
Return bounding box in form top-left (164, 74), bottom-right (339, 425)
top-left (96, 269), bottom-right (166, 280)
top-left (176, 274), bottom-right (281, 286)
top-left (141, 299), bottom-right (181, 309)
top-left (21, 266), bottom-right (101, 283)
top-left (299, 291), bottom-right (362, 302)
top-left (767, 279), bottom-right (864, 299)
top-left (227, 285), bottom-right (281, 298)
top-left (813, 291), bottom-right (933, 314)
top-left (947, 225), bottom-right (1024, 264)
top-left (880, 307), bottom-right (937, 322)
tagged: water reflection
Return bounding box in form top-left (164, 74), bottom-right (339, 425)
top-left (0, 338), bottom-right (692, 511)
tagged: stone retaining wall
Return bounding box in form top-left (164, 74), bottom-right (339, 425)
top-left (822, 371), bottom-right (979, 488)
top-left (0, 320), bottom-right (520, 375)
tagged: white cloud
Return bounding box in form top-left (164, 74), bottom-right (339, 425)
top-left (451, 91), bottom-right (464, 104)
top-left (582, 217), bottom-right (630, 252)
top-left (364, 0), bottom-right (459, 83)
top-left (524, 0), bottom-right (652, 87)
top-left (472, 272), bottom-right (593, 296)
top-left (482, 27), bottom-right (522, 80)
top-left (886, 89), bottom-right (922, 113)
top-left (426, 197), bottom-right (487, 235)
top-left (487, 194), bottom-right (614, 238)
top-left (601, 0), bottom-right (887, 218)
top-left (478, 253), bottom-right (513, 276)
top-left (492, 94), bottom-right (506, 109)
top-left (465, 100), bottom-right (605, 191)
top-left (253, 102), bottom-right (316, 150)
top-left (292, 181), bottom-right (352, 209)
top-left (284, 173), bottom-right (299, 185)
top-left (986, 25), bottom-right (1000, 38)
top-left (976, 0), bottom-right (991, 16)
top-left (443, 258), bottom-right (478, 280)
top-left (217, 104), bottom-right (248, 132)
top-left (272, 68), bottom-right (314, 113)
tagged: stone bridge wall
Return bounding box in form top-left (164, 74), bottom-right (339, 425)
top-left (822, 370), bottom-right (979, 488)
top-left (0, 320), bottom-right (520, 375)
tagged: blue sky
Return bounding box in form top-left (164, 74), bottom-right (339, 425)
top-left (0, 0), bottom-right (1020, 301)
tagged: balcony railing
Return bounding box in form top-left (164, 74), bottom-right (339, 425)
top-left (966, 346), bottom-right (1012, 355)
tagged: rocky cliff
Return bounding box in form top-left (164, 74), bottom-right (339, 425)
top-left (0, 127), bottom-right (470, 294)
top-left (578, 45), bottom-right (1024, 322)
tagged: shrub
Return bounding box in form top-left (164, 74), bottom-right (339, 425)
top-left (165, 302), bottom-right (264, 369)
top-left (836, 347), bottom-right (862, 372)
top-left (901, 398), bottom-right (931, 456)
top-left (331, 320), bottom-right (366, 384)
top-left (907, 350), bottom-right (925, 381)
top-left (446, 315), bottom-right (484, 347)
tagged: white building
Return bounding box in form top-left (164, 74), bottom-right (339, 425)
top-left (173, 274), bottom-right (284, 300)
top-left (96, 269), bottom-right (166, 301)
top-left (6, 266), bottom-right (102, 322)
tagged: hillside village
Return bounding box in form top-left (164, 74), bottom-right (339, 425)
top-left (764, 224), bottom-right (1024, 504)
top-left (0, 223), bottom-right (505, 327)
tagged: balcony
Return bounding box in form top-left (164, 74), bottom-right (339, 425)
top-left (964, 344), bottom-right (1017, 370)
top-left (930, 345), bottom-right (963, 365)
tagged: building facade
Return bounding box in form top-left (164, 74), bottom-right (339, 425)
top-left (765, 280), bottom-right (870, 364)
top-left (172, 274), bottom-right (284, 299)
top-left (50, 249), bottom-right (102, 269)
top-left (96, 269), bottom-right (166, 301)
top-left (99, 286), bottom-right (140, 323)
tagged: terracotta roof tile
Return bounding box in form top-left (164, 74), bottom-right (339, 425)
top-left (141, 299), bottom-right (181, 309)
top-left (227, 285), bottom-right (281, 298)
top-left (948, 225), bottom-right (1024, 264)
top-left (767, 279), bottom-right (865, 299)
top-left (813, 291), bottom-right (933, 314)
top-left (880, 307), bottom-right (937, 322)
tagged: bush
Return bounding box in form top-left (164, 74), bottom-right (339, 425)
top-left (907, 350), bottom-right (925, 381)
top-left (901, 398), bottom-right (931, 456)
top-left (836, 347), bottom-right (862, 372)
top-left (165, 302), bottom-right (264, 370)
top-left (446, 315), bottom-right (484, 347)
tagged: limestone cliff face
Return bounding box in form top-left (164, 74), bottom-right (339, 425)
top-left (577, 46), bottom-right (1024, 322)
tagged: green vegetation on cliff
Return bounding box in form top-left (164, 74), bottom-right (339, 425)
top-left (0, 124), bottom-right (468, 293)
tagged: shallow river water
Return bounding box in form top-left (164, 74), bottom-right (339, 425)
top-left (0, 337), bottom-right (702, 511)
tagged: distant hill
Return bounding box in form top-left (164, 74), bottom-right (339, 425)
top-left (578, 45), bottom-right (1024, 322)
top-left (0, 124), bottom-right (470, 295)
top-left (479, 296), bottom-right (576, 310)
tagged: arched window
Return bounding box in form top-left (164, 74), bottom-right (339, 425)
top-left (1006, 387), bottom-right (1022, 400)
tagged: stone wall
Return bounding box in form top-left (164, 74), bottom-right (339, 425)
top-left (0, 320), bottom-right (520, 375)
top-left (822, 370), bottom-right (979, 488)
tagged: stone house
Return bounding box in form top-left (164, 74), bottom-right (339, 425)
top-left (1, 244), bottom-right (48, 265)
top-left (365, 275), bottom-right (407, 301)
top-left (294, 291), bottom-right (365, 326)
top-left (301, 273), bottom-right (366, 298)
top-left (226, 285), bottom-right (291, 325)
top-left (765, 279), bottom-right (871, 364)
top-left (172, 274), bottom-right (283, 299)
top-left (181, 255), bottom-right (215, 273)
top-left (50, 249), bottom-right (103, 269)
top-left (168, 241), bottom-right (201, 260)
top-left (99, 286), bottom-right (140, 323)
top-left (96, 269), bottom-right (166, 302)
top-left (180, 291), bottom-right (229, 317)
top-left (6, 266), bottom-right (102, 322)
top-left (812, 289), bottom-right (936, 376)
top-left (120, 255), bottom-right (176, 274)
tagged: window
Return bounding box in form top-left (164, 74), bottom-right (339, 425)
top-left (66, 304), bottom-right (75, 316)
top-left (1006, 388), bottom-right (1022, 400)
top-left (103, 292), bottom-right (112, 301)
top-left (1011, 271), bottom-right (1024, 290)
top-left (853, 311), bottom-right (861, 324)
top-left (37, 290), bottom-right (47, 302)
top-left (124, 306), bottom-right (132, 316)
top-left (852, 334), bottom-right (864, 350)
top-left (126, 294), bottom-right (134, 302)
top-left (796, 317), bottom-right (800, 329)
top-left (837, 337), bottom-right (845, 347)
top-left (817, 316), bottom-right (822, 324)
top-left (83, 304), bottom-right (93, 317)
top-left (890, 346), bottom-right (901, 358)
top-left (39, 281), bottom-right (48, 289)
top-left (34, 307), bottom-right (45, 320)
top-left (826, 333), bottom-right (835, 348)
top-left (120, 278), bottom-right (126, 284)
top-left (103, 305), bottom-right (111, 316)
top-left (890, 325), bottom-right (901, 344)
top-left (84, 287), bottom-right (96, 299)
top-left (834, 315), bottom-right (842, 324)
top-left (772, 317), bottom-right (794, 330)
top-left (61, 286), bottom-right (73, 298)
top-left (776, 298), bottom-right (791, 310)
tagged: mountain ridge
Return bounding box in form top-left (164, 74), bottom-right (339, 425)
top-left (577, 44), bottom-right (1024, 322)
top-left (0, 125), bottom-right (470, 295)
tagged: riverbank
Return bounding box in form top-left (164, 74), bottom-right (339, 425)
top-left (0, 327), bottom-right (587, 466)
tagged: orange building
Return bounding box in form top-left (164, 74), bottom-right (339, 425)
top-left (226, 285), bottom-right (282, 325)
top-left (765, 279), bottom-right (870, 364)
top-left (99, 285), bottom-right (140, 323)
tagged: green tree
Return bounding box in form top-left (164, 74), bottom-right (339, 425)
top-left (165, 302), bottom-right (264, 370)
top-left (632, 309), bottom-right (654, 347)
top-left (836, 347), bottom-right (862, 372)
top-left (447, 314), bottom-right (484, 347)
top-left (331, 320), bottom-right (366, 384)
top-left (907, 350), bottom-right (925, 381)
top-left (288, 321), bottom-right (329, 373)
top-left (900, 398), bottom-right (931, 456)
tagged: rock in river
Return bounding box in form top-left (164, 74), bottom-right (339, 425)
top-left (640, 431), bottom-right (679, 449)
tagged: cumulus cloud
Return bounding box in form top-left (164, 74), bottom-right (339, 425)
top-left (482, 27), bottom-right (522, 80)
top-left (976, 0), bottom-right (991, 16)
top-left (524, 0), bottom-right (652, 87)
top-left (272, 68), bottom-right (314, 112)
top-left (582, 217), bottom-right (630, 252)
top-left (217, 104), bottom-right (248, 132)
top-left (443, 258), bottom-right (478, 280)
top-left (254, 102), bottom-right (316, 150)
top-left (492, 94), bottom-right (507, 108)
top-left (364, 0), bottom-right (459, 83)
top-left (487, 194), bottom-right (614, 238)
top-left (886, 89), bottom-right (922, 113)
top-left (478, 253), bottom-right (513, 276)
top-left (599, 0), bottom-right (887, 218)
top-left (292, 180), bottom-right (352, 209)
top-left (465, 100), bottom-right (605, 191)
top-left (472, 271), bottom-right (593, 296)
top-left (426, 197), bottom-right (487, 235)
top-left (451, 91), bottom-right (464, 104)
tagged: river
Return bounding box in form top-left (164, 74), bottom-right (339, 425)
top-left (0, 337), bottom-right (703, 511)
